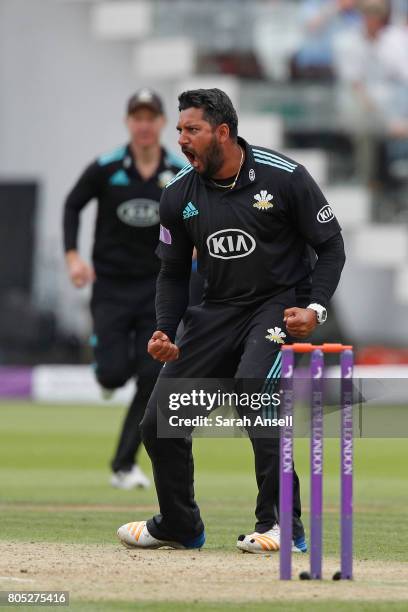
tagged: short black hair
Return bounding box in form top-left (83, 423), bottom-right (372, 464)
top-left (178, 88), bottom-right (238, 140)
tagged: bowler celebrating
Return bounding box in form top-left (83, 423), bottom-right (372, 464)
top-left (117, 89), bottom-right (345, 551)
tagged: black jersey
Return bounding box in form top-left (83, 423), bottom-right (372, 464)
top-left (63, 144), bottom-right (185, 279)
top-left (157, 137), bottom-right (342, 306)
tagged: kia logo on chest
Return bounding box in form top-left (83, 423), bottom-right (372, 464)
top-left (117, 199), bottom-right (160, 227)
top-left (317, 204), bottom-right (335, 223)
top-left (207, 229), bottom-right (256, 259)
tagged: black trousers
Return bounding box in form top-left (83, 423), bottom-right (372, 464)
top-left (141, 289), bottom-right (304, 542)
top-left (91, 276), bottom-right (162, 472)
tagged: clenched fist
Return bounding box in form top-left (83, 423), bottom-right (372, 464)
top-left (148, 331), bottom-right (180, 362)
top-left (283, 307), bottom-right (317, 339)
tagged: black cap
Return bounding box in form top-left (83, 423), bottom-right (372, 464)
top-left (127, 89), bottom-right (164, 115)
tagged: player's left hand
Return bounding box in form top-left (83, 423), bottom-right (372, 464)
top-left (283, 307), bottom-right (317, 339)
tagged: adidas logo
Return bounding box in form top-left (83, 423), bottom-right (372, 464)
top-left (109, 169), bottom-right (130, 186)
top-left (183, 202), bottom-right (199, 220)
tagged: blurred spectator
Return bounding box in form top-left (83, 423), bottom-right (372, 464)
top-left (333, 0), bottom-right (408, 190)
top-left (293, 0), bottom-right (362, 80)
top-left (334, 0), bottom-right (391, 116)
top-left (380, 14), bottom-right (408, 187)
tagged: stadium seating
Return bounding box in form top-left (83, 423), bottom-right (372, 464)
top-left (90, 1), bottom-right (152, 40)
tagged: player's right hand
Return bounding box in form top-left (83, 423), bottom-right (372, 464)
top-left (66, 252), bottom-right (95, 288)
top-left (148, 331), bottom-right (179, 362)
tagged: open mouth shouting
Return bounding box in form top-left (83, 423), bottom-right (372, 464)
top-left (182, 148), bottom-right (201, 170)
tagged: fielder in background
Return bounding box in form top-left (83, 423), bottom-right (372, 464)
top-left (117, 88), bottom-right (346, 551)
top-left (63, 90), bottom-right (185, 490)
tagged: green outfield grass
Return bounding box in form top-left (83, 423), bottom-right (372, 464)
top-left (0, 402), bottom-right (407, 611)
top-left (7, 596), bottom-right (408, 611)
top-left (62, 603), bottom-right (408, 612)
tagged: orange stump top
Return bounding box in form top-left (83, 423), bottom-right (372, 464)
top-left (281, 343), bottom-right (353, 353)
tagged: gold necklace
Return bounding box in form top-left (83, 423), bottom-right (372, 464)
top-left (210, 146), bottom-right (244, 190)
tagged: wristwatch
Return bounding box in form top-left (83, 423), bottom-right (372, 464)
top-left (307, 303), bottom-right (327, 325)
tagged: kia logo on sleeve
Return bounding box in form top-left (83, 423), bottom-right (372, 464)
top-left (317, 204), bottom-right (335, 224)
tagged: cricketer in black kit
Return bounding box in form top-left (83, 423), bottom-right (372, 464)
top-left (63, 90), bottom-right (185, 490)
top-left (117, 88), bottom-right (346, 552)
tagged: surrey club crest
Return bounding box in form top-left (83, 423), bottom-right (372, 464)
top-left (253, 190), bottom-right (273, 211)
top-left (265, 327), bottom-right (286, 344)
